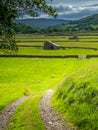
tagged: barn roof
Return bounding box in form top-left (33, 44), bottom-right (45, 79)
top-left (45, 41), bottom-right (60, 47)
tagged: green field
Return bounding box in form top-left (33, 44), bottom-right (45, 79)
top-left (0, 33), bottom-right (98, 130)
top-left (1, 34), bottom-right (98, 55)
top-left (0, 58), bottom-right (81, 130)
top-left (0, 57), bottom-right (98, 130)
top-left (14, 34), bottom-right (98, 56)
top-left (17, 47), bottom-right (98, 56)
top-left (16, 34), bottom-right (98, 47)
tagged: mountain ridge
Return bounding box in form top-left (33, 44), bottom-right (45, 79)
top-left (15, 18), bottom-right (71, 28)
top-left (75, 14), bottom-right (98, 24)
top-left (14, 14), bottom-right (98, 33)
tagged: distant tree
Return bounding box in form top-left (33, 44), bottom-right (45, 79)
top-left (0, 0), bottom-right (57, 53)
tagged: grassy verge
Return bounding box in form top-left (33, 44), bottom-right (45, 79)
top-left (52, 58), bottom-right (98, 130)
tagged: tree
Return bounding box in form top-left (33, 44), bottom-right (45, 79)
top-left (0, 0), bottom-right (57, 53)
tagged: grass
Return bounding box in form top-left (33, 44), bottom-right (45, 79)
top-left (0, 58), bottom-right (82, 130)
top-left (1, 33), bottom-right (98, 130)
top-left (1, 46), bottom-right (98, 56)
top-left (17, 47), bottom-right (98, 55)
top-left (0, 58), bottom-right (98, 130)
top-left (1, 34), bottom-right (98, 55)
top-left (17, 41), bottom-right (98, 49)
top-left (7, 96), bottom-right (45, 130)
top-left (1, 58), bottom-right (98, 130)
top-left (16, 34), bottom-right (98, 46)
top-left (52, 58), bottom-right (98, 130)
top-left (17, 42), bottom-right (44, 46)
top-left (0, 58), bottom-right (80, 111)
top-left (15, 34), bottom-right (98, 55)
top-left (15, 33), bottom-right (98, 55)
top-left (17, 41), bottom-right (98, 48)
top-left (56, 41), bottom-right (98, 48)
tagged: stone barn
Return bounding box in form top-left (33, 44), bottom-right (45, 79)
top-left (68, 35), bottom-right (78, 42)
top-left (44, 41), bottom-right (60, 50)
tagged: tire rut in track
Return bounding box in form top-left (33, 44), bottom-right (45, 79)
top-left (0, 96), bottom-right (28, 130)
top-left (39, 89), bottom-right (74, 130)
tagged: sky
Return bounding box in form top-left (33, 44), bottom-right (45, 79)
top-left (23, 0), bottom-right (98, 20)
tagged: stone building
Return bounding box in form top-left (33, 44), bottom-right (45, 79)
top-left (44, 41), bottom-right (60, 50)
top-left (68, 35), bottom-right (78, 41)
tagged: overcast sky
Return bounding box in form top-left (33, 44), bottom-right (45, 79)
top-left (24, 0), bottom-right (98, 20)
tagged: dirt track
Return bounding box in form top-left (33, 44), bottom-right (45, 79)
top-left (39, 89), bottom-right (75, 130)
top-left (0, 96), bottom-right (28, 130)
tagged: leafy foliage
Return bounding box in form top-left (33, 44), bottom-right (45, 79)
top-left (0, 0), bottom-right (57, 53)
top-left (0, 0), bottom-right (57, 27)
top-left (0, 27), bottom-right (18, 53)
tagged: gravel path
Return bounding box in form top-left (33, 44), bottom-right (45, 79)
top-left (0, 96), bottom-right (28, 130)
top-left (39, 89), bottom-right (74, 130)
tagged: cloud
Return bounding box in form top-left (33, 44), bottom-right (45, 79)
top-left (50, 3), bottom-right (98, 19)
top-left (21, 1), bottom-right (98, 20)
top-left (52, 3), bottom-right (73, 13)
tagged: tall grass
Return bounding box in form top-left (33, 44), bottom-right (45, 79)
top-left (52, 58), bottom-right (98, 130)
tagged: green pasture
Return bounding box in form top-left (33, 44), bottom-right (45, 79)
top-left (56, 41), bottom-right (98, 48)
top-left (15, 34), bottom-right (98, 55)
top-left (0, 33), bottom-right (98, 130)
top-left (15, 34), bottom-right (98, 41)
top-left (0, 58), bottom-right (98, 130)
top-left (0, 58), bottom-right (79, 111)
top-left (17, 47), bottom-right (98, 55)
top-left (17, 42), bottom-right (43, 46)
top-left (0, 32), bottom-right (98, 55)
top-left (13, 34), bottom-right (98, 56)
top-left (17, 41), bottom-right (98, 49)
top-left (1, 34), bottom-right (98, 58)
top-left (0, 58), bottom-right (81, 130)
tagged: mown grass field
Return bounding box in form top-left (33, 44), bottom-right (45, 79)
top-left (16, 34), bottom-right (98, 46)
top-left (17, 47), bottom-right (98, 56)
top-left (1, 33), bottom-right (98, 55)
top-left (13, 34), bottom-right (98, 56)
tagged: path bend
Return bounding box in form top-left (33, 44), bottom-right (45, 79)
top-left (0, 96), bottom-right (28, 130)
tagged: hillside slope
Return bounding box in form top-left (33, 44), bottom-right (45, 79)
top-left (76, 14), bottom-right (98, 25)
top-left (49, 14), bottom-right (98, 32)
top-left (52, 59), bottom-right (98, 130)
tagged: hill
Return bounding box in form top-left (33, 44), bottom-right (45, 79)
top-left (73, 14), bottom-right (98, 30)
top-left (15, 18), bottom-right (71, 28)
top-left (14, 14), bottom-right (98, 33)
top-left (76, 14), bottom-right (98, 25)
top-left (47, 14), bottom-right (98, 32)
top-left (52, 59), bottom-right (98, 130)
